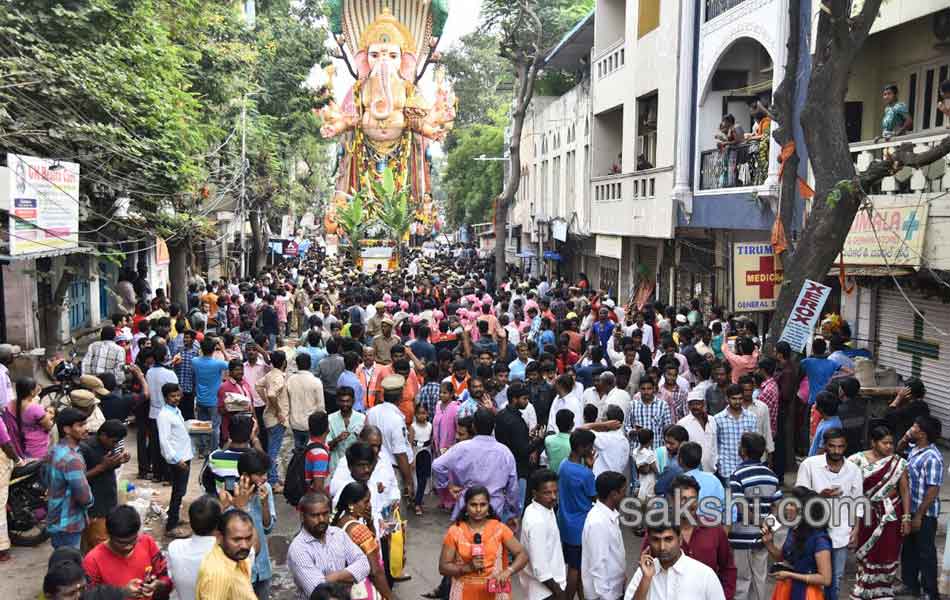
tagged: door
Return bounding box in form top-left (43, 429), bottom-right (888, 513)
top-left (68, 279), bottom-right (91, 331)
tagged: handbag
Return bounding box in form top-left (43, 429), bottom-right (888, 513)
top-left (487, 533), bottom-right (511, 599)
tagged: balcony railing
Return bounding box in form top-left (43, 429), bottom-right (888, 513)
top-left (705, 0), bottom-right (750, 22)
top-left (698, 143), bottom-right (768, 191)
top-left (594, 39), bottom-right (625, 81)
top-left (851, 130), bottom-right (950, 195)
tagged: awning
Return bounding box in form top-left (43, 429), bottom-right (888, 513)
top-left (516, 250), bottom-right (536, 258)
top-left (0, 245), bottom-right (92, 263)
top-left (543, 251), bottom-right (563, 261)
top-left (545, 10), bottom-right (595, 68)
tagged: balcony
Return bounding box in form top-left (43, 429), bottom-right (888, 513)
top-left (851, 130), bottom-right (950, 195)
top-left (592, 39), bottom-right (626, 115)
top-left (698, 143), bottom-right (769, 191)
top-left (591, 168), bottom-right (675, 239)
top-left (704, 0), bottom-right (750, 22)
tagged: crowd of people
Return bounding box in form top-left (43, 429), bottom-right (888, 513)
top-left (0, 239), bottom-right (946, 600)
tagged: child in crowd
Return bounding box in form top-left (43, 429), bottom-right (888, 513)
top-left (412, 404), bottom-right (433, 515)
top-left (633, 428), bottom-right (657, 502)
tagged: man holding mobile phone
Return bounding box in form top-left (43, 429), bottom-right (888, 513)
top-left (80, 419), bottom-right (131, 552)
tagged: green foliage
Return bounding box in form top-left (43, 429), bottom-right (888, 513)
top-left (441, 31), bottom-right (511, 128)
top-left (441, 106), bottom-right (506, 227)
top-left (336, 192), bottom-right (367, 262)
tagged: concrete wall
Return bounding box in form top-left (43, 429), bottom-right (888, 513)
top-left (2, 261), bottom-right (39, 349)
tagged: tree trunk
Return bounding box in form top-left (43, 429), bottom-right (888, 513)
top-left (494, 54), bottom-right (543, 278)
top-left (249, 207), bottom-right (268, 275)
top-left (766, 0), bottom-right (950, 349)
top-left (167, 236), bottom-right (190, 308)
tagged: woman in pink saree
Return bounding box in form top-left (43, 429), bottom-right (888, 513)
top-left (432, 382), bottom-right (461, 511)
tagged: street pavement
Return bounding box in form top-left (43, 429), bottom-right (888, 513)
top-left (0, 424), bottom-right (942, 598)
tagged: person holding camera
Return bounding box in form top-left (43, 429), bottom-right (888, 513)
top-left (79, 419), bottom-right (131, 553)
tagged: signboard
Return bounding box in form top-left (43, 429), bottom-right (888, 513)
top-left (778, 279), bottom-right (833, 351)
top-left (840, 203), bottom-right (928, 266)
top-left (733, 242), bottom-right (783, 312)
top-left (155, 237), bottom-right (170, 266)
top-left (595, 234), bottom-right (622, 259)
top-left (4, 154), bottom-right (80, 256)
top-left (551, 220), bottom-right (568, 242)
top-left (283, 240), bottom-right (299, 257)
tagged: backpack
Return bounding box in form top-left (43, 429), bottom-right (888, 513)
top-left (284, 441), bottom-right (325, 506)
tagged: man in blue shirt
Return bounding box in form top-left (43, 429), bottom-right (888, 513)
top-left (336, 351), bottom-right (365, 412)
top-left (800, 338), bottom-right (841, 407)
top-left (191, 337), bottom-right (229, 454)
top-left (557, 429), bottom-right (596, 600)
top-left (678, 441), bottom-right (725, 522)
top-left (589, 308), bottom-right (615, 355)
top-left (898, 415), bottom-right (944, 599)
top-left (809, 391), bottom-right (843, 456)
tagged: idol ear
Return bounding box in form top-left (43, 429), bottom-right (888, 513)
top-left (355, 50), bottom-right (370, 79)
top-left (399, 52), bottom-right (418, 81)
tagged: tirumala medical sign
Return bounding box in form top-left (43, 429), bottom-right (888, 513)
top-left (778, 279), bottom-right (833, 351)
top-left (733, 243), bottom-right (783, 312)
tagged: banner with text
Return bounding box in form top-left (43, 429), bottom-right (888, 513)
top-left (733, 242), bottom-right (783, 312)
top-left (839, 203), bottom-right (928, 267)
top-left (4, 154), bottom-right (80, 256)
top-left (778, 279), bottom-right (833, 351)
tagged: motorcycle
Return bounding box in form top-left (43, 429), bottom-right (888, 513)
top-left (6, 460), bottom-right (48, 546)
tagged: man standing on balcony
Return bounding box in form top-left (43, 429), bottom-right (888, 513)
top-left (879, 83), bottom-right (913, 140)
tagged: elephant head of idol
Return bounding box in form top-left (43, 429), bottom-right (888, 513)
top-left (355, 8), bottom-right (417, 122)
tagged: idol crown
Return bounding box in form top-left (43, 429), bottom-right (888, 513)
top-left (359, 7), bottom-right (415, 52)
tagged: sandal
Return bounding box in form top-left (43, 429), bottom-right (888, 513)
top-left (414, 505), bottom-right (423, 516)
top-left (422, 589), bottom-right (441, 599)
top-left (0, 551), bottom-right (10, 562)
top-left (165, 526), bottom-right (190, 539)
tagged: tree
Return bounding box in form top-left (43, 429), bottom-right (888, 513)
top-left (441, 108), bottom-right (506, 226)
top-left (376, 170), bottom-right (412, 266)
top-left (336, 193), bottom-right (368, 264)
top-left (480, 0), bottom-right (593, 279)
top-left (766, 0), bottom-right (950, 469)
top-left (440, 32), bottom-right (511, 128)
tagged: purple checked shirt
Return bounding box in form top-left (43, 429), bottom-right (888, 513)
top-left (432, 435), bottom-right (520, 520)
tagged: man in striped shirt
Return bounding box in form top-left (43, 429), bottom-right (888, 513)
top-left (898, 415), bottom-right (944, 600)
top-left (287, 493), bottom-right (371, 600)
top-left (729, 432), bottom-right (781, 600)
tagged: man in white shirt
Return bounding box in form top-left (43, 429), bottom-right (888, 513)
top-left (286, 353), bottom-right (325, 449)
top-left (625, 515), bottom-right (726, 600)
top-left (329, 432), bottom-right (401, 534)
top-left (590, 406), bottom-right (630, 477)
top-left (168, 496), bottom-right (221, 600)
top-left (520, 469), bottom-right (567, 600)
top-left (548, 375), bottom-right (583, 432)
top-left (676, 390), bottom-right (718, 474)
top-left (795, 427), bottom-right (863, 600)
top-left (366, 375), bottom-right (415, 500)
top-left (582, 471), bottom-right (627, 600)
top-left (582, 371), bottom-right (631, 420)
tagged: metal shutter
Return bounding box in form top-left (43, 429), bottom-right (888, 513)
top-left (876, 288), bottom-right (950, 434)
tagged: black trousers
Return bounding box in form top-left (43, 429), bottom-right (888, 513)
top-left (132, 395), bottom-right (150, 476)
top-left (166, 461), bottom-right (190, 529)
top-left (381, 534), bottom-right (395, 589)
top-left (147, 417), bottom-right (168, 480)
top-left (180, 392), bottom-right (196, 421)
top-left (902, 514), bottom-right (938, 595)
top-left (324, 391), bottom-right (338, 415)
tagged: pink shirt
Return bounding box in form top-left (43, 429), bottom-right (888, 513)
top-left (243, 360), bottom-right (270, 408)
top-left (275, 296), bottom-right (289, 323)
top-left (432, 400), bottom-right (461, 457)
top-left (3, 402), bottom-right (49, 458)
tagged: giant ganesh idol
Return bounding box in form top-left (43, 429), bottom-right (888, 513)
top-left (319, 0), bottom-right (455, 224)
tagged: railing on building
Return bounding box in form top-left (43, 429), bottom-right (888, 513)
top-left (698, 143), bottom-right (768, 191)
top-left (705, 0), bottom-right (750, 22)
top-left (595, 40), bottom-right (625, 80)
top-left (851, 131), bottom-right (950, 195)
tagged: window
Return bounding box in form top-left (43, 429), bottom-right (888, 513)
top-left (638, 0), bottom-right (660, 38)
top-left (901, 59), bottom-right (950, 132)
top-left (636, 92), bottom-right (658, 170)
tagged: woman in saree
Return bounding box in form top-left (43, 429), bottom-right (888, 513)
top-left (432, 382), bottom-right (460, 511)
top-left (848, 425), bottom-right (910, 599)
top-left (333, 481), bottom-right (393, 600)
top-left (438, 486), bottom-right (527, 600)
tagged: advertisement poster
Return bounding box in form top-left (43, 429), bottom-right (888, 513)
top-left (839, 203), bottom-right (928, 267)
top-left (778, 279), bottom-right (833, 351)
top-left (5, 154), bottom-right (80, 256)
top-left (733, 242), bottom-right (783, 312)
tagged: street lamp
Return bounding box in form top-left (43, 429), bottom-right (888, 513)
top-left (473, 154), bottom-right (508, 161)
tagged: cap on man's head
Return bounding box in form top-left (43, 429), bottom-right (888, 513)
top-left (687, 389), bottom-right (706, 405)
top-left (69, 389), bottom-right (99, 408)
top-left (80, 374), bottom-right (109, 397)
top-left (380, 374), bottom-right (406, 391)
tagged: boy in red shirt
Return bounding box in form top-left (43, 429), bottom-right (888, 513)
top-left (83, 505), bottom-right (171, 598)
